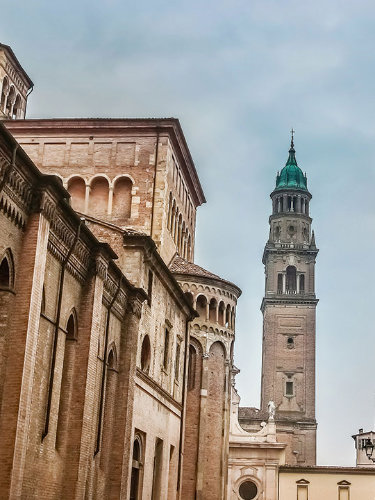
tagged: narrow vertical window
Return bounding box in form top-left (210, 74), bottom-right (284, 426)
top-left (277, 274), bottom-right (283, 293)
top-left (187, 344), bottom-right (196, 390)
top-left (56, 312), bottom-right (76, 449)
top-left (0, 258), bottom-right (10, 288)
top-left (147, 271), bottom-right (153, 306)
top-left (163, 328), bottom-right (169, 370)
top-left (174, 342), bottom-right (181, 381)
top-left (152, 438), bottom-right (163, 500)
top-left (130, 436), bottom-right (143, 500)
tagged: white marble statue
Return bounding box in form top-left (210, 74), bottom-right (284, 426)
top-left (268, 400), bottom-right (276, 420)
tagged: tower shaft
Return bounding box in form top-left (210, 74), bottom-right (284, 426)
top-left (261, 139), bottom-right (318, 465)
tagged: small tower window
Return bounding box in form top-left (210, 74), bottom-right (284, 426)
top-left (286, 266), bottom-right (297, 291)
top-left (286, 380), bottom-right (294, 396)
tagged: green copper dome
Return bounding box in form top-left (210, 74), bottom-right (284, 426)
top-left (275, 139), bottom-right (308, 191)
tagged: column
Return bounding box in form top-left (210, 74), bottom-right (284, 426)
top-left (282, 274), bottom-right (286, 294)
top-left (297, 195), bottom-right (301, 213)
top-left (108, 185), bottom-right (114, 215)
top-left (277, 197), bottom-right (281, 213)
top-left (84, 184), bottom-right (90, 213)
top-left (283, 194), bottom-right (288, 212)
top-left (297, 274), bottom-right (300, 294)
top-left (205, 302), bottom-right (210, 321)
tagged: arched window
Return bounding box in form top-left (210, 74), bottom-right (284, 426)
top-left (67, 176), bottom-right (86, 213)
top-left (218, 301), bottom-right (225, 326)
top-left (5, 85), bottom-right (15, 116)
top-left (112, 177), bottom-right (132, 218)
top-left (141, 335), bottom-right (151, 373)
top-left (88, 176), bottom-right (109, 216)
top-left (100, 347), bottom-right (118, 469)
top-left (130, 437), bottom-right (143, 500)
top-left (187, 344), bottom-right (197, 390)
top-left (286, 266), bottom-right (297, 292)
top-left (0, 77), bottom-right (9, 111)
top-left (0, 257), bottom-right (10, 288)
top-left (225, 304), bottom-right (231, 328)
top-left (209, 298), bottom-right (217, 322)
top-left (12, 94), bottom-right (21, 119)
top-left (56, 311), bottom-right (77, 449)
top-left (196, 295), bottom-right (207, 319)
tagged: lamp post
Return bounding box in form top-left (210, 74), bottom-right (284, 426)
top-left (363, 438), bottom-right (375, 463)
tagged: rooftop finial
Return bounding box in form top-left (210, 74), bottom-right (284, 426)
top-left (290, 128), bottom-right (295, 150)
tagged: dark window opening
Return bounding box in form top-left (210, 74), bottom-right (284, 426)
top-left (277, 274), bottom-right (283, 293)
top-left (174, 342), bottom-right (181, 381)
top-left (286, 266), bottom-right (297, 291)
top-left (147, 271), bottom-right (153, 305)
top-left (163, 329), bottom-right (169, 370)
top-left (300, 275), bottom-right (305, 292)
top-left (0, 258), bottom-right (10, 288)
top-left (286, 381), bottom-right (294, 396)
top-left (239, 480), bottom-right (258, 500)
top-left (287, 337), bottom-right (294, 349)
top-left (187, 344), bottom-right (196, 390)
top-left (141, 335), bottom-right (151, 373)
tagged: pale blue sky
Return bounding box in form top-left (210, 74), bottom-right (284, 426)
top-left (2, 0), bottom-right (375, 466)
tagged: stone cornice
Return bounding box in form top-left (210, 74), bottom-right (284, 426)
top-left (261, 296), bottom-right (319, 312)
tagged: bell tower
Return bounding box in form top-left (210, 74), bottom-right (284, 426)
top-left (260, 133), bottom-right (318, 465)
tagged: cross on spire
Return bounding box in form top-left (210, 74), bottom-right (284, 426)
top-left (290, 128), bottom-right (295, 148)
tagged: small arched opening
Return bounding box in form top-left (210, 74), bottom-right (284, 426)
top-left (140, 335), bottom-right (151, 373)
top-left (218, 301), bottom-right (225, 326)
top-left (0, 257), bottom-right (10, 288)
top-left (88, 176), bottom-right (109, 217)
top-left (225, 304), bottom-right (231, 328)
top-left (188, 344), bottom-right (197, 391)
top-left (12, 94), bottom-right (21, 119)
top-left (209, 298), bottom-right (217, 323)
top-left (0, 77), bottom-right (9, 111)
top-left (5, 85), bottom-right (15, 116)
top-left (286, 266), bottom-right (297, 292)
top-left (67, 176), bottom-right (86, 213)
top-left (196, 294), bottom-right (207, 319)
top-left (130, 436), bottom-right (143, 500)
top-left (112, 176), bottom-right (132, 218)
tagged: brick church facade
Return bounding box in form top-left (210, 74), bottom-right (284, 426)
top-left (2, 42), bottom-right (375, 500)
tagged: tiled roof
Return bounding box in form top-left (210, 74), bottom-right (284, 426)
top-left (169, 255), bottom-right (226, 282)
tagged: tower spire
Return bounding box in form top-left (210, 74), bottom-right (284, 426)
top-left (286, 128), bottom-right (297, 166)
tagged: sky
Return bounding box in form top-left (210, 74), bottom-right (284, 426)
top-left (2, 0), bottom-right (375, 466)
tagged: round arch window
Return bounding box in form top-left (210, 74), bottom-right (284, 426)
top-left (140, 335), bottom-right (151, 372)
top-left (239, 480), bottom-right (258, 500)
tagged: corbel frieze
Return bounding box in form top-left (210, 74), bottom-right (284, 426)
top-left (0, 192), bottom-right (26, 229)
